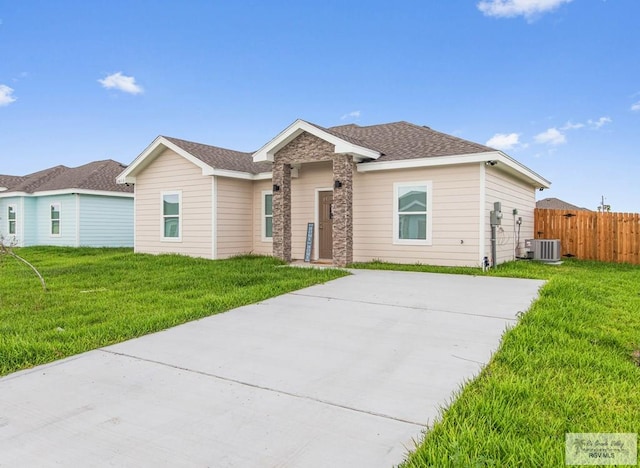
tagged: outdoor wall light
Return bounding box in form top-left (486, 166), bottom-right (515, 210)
top-left (273, 184), bottom-right (280, 192)
top-left (334, 180), bottom-right (342, 189)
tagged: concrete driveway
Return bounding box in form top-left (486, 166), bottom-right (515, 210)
top-left (0, 269), bottom-right (544, 467)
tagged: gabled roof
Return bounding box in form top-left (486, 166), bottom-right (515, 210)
top-left (1, 160), bottom-right (133, 196)
top-left (252, 119), bottom-right (382, 162)
top-left (118, 119), bottom-right (550, 188)
top-left (536, 197), bottom-right (590, 211)
top-left (118, 135), bottom-right (273, 184)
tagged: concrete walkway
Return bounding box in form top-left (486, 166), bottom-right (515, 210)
top-left (0, 269), bottom-right (544, 467)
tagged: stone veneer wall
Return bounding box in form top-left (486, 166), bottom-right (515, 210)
top-left (271, 131), bottom-right (354, 267)
top-left (332, 154), bottom-right (353, 266)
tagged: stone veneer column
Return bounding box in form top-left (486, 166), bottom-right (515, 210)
top-left (332, 154), bottom-right (353, 267)
top-left (272, 160), bottom-right (292, 262)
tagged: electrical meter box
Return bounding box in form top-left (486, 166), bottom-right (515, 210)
top-left (490, 201), bottom-right (503, 225)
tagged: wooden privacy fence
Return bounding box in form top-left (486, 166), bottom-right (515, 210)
top-left (534, 209), bottom-right (640, 264)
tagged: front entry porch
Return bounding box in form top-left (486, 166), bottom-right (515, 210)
top-left (271, 132), bottom-right (354, 267)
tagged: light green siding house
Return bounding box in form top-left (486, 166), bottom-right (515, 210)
top-left (0, 160), bottom-right (133, 247)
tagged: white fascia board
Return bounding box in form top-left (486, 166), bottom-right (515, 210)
top-left (116, 136), bottom-right (215, 184)
top-left (494, 151), bottom-right (551, 188)
top-left (0, 189), bottom-right (134, 198)
top-left (253, 172), bottom-right (273, 180)
top-left (0, 192), bottom-right (28, 198)
top-left (357, 151), bottom-right (551, 189)
top-left (252, 119), bottom-right (381, 162)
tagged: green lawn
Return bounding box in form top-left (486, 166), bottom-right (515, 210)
top-left (0, 247), bottom-right (347, 376)
top-left (352, 260), bottom-right (640, 467)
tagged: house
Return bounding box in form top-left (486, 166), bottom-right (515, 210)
top-left (536, 197), bottom-right (590, 211)
top-left (117, 120), bottom-right (550, 267)
top-left (0, 160), bottom-right (134, 247)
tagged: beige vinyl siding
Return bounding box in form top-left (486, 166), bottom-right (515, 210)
top-left (135, 149), bottom-right (213, 258)
top-left (216, 176), bottom-right (253, 259)
top-left (252, 179), bottom-right (274, 256)
top-left (291, 162), bottom-right (333, 260)
top-left (353, 164), bottom-right (482, 266)
top-left (484, 166), bottom-right (536, 264)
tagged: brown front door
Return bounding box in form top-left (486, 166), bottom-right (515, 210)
top-left (319, 191), bottom-right (333, 260)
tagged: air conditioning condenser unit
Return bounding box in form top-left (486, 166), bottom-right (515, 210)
top-left (525, 239), bottom-right (561, 262)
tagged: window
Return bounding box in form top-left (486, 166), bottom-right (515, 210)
top-left (8, 205), bottom-right (16, 235)
top-left (393, 182), bottom-right (432, 244)
top-left (262, 191), bottom-right (273, 241)
top-left (162, 192), bottom-right (181, 240)
top-left (50, 203), bottom-right (61, 236)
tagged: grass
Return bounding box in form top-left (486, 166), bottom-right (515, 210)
top-left (0, 247), bottom-right (347, 376)
top-left (352, 259), bottom-right (640, 467)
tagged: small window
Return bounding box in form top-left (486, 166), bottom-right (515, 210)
top-left (393, 182), bottom-right (432, 244)
top-left (262, 191), bottom-right (273, 241)
top-left (50, 203), bottom-right (61, 236)
top-left (162, 192), bottom-right (181, 240)
top-left (8, 205), bottom-right (16, 235)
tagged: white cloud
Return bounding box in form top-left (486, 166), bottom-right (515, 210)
top-left (340, 110), bottom-right (361, 120)
top-left (486, 132), bottom-right (521, 150)
top-left (477, 0), bottom-right (573, 19)
top-left (98, 72), bottom-right (143, 95)
top-left (631, 101), bottom-right (640, 111)
top-left (535, 127), bottom-right (566, 145)
top-left (561, 121), bottom-right (584, 130)
top-left (0, 84), bottom-right (16, 106)
top-left (588, 116), bottom-right (612, 129)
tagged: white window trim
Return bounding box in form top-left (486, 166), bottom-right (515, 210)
top-left (50, 202), bottom-right (61, 237)
top-left (7, 204), bottom-right (17, 235)
top-left (161, 191), bottom-right (182, 242)
top-left (393, 181), bottom-right (433, 245)
top-left (261, 190), bottom-right (273, 242)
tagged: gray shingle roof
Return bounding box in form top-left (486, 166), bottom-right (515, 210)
top-left (328, 121), bottom-right (495, 162)
top-left (163, 136), bottom-right (272, 174)
top-left (536, 197), bottom-right (590, 211)
top-left (0, 175), bottom-right (26, 190)
top-left (161, 121), bottom-right (497, 174)
top-left (3, 160), bottom-right (133, 194)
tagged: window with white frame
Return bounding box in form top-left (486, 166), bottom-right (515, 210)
top-left (8, 205), bottom-right (16, 235)
top-left (393, 182), bottom-right (432, 244)
top-left (162, 192), bottom-right (181, 240)
top-left (50, 203), bottom-right (61, 236)
top-left (262, 191), bottom-right (273, 240)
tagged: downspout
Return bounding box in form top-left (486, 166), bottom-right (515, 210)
top-left (479, 163), bottom-right (486, 269)
top-left (211, 176), bottom-right (217, 259)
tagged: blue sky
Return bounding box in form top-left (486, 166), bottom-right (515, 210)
top-left (1, 0), bottom-right (639, 211)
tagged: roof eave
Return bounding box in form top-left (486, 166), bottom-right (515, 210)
top-left (357, 150), bottom-right (551, 189)
top-left (252, 119), bottom-right (381, 162)
top-left (0, 189), bottom-right (133, 198)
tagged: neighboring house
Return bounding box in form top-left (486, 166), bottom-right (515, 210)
top-left (117, 119), bottom-right (550, 267)
top-left (0, 160), bottom-right (134, 247)
top-left (536, 197), bottom-right (590, 211)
